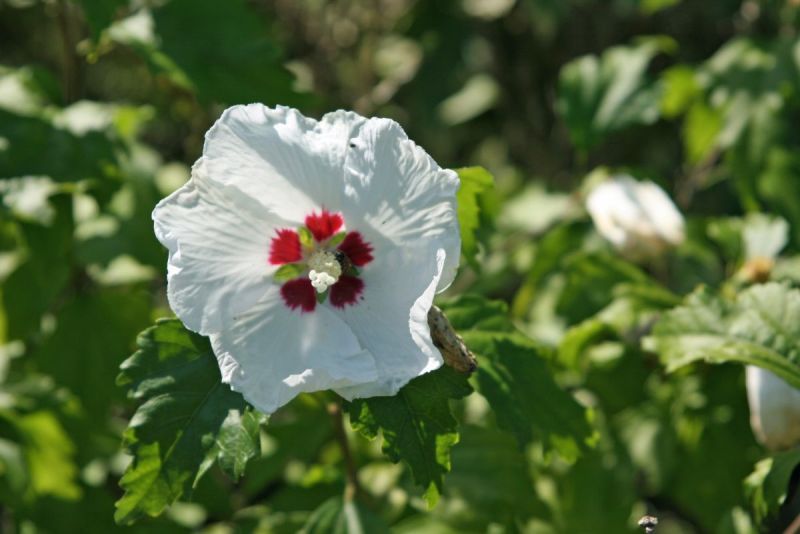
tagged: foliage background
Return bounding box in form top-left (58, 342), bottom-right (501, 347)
top-left (1, 0), bottom-right (800, 532)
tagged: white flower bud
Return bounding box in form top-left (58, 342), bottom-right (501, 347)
top-left (746, 365), bottom-right (800, 450)
top-left (586, 175), bottom-right (685, 259)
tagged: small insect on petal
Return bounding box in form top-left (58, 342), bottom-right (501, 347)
top-left (337, 232), bottom-right (374, 267)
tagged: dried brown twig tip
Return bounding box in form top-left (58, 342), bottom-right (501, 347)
top-left (427, 305), bottom-right (477, 374)
top-left (638, 515), bottom-right (658, 534)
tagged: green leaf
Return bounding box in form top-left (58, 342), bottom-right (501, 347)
top-left (76, 0), bottom-right (126, 39)
top-left (302, 496), bottom-right (390, 534)
top-left (148, 0), bottom-right (307, 106)
top-left (201, 409), bottom-right (265, 482)
top-left (644, 283), bottom-right (800, 388)
top-left (274, 263), bottom-right (306, 282)
top-left (745, 449), bottom-right (800, 522)
top-left (2, 194), bottom-right (73, 340)
top-left (34, 290), bottom-right (152, 419)
top-left (441, 296), bottom-right (596, 460)
top-left (446, 426), bottom-right (539, 522)
top-left (557, 37), bottom-right (674, 151)
top-left (455, 166), bottom-right (494, 265)
top-left (467, 334), bottom-right (595, 461)
top-left (14, 411), bottom-right (81, 500)
top-left (114, 319), bottom-right (258, 525)
top-left (345, 366), bottom-right (472, 506)
top-left (683, 101), bottom-right (722, 164)
top-left (559, 319), bottom-right (615, 370)
top-left (660, 65), bottom-right (700, 117)
top-left (556, 251), bottom-right (651, 324)
top-left (0, 110), bottom-right (118, 187)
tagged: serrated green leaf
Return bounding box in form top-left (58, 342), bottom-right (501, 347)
top-left (302, 496), bottom-right (390, 534)
top-left (455, 166), bottom-right (494, 265)
top-left (644, 283), bottom-right (800, 388)
top-left (200, 408), bottom-right (265, 483)
top-left (345, 366), bottom-right (472, 506)
top-left (440, 296), bottom-right (596, 460)
top-left (274, 263), bottom-right (306, 282)
top-left (745, 449), bottom-right (800, 522)
top-left (467, 334), bottom-right (595, 461)
top-left (114, 319), bottom-right (256, 525)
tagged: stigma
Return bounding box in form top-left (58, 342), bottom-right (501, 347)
top-left (308, 250), bottom-right (342, 293)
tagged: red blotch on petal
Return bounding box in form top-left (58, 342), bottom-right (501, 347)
top-left (305, 210), bottom-right (344, 242)
top-left (269, 229), bottom-right (302, 265)
top-left (338, 232), bottom-right (373, 267)
top-left (280, 278), bottom-right (316, 312)
top-left (329, 275), bottom-right (365, 309)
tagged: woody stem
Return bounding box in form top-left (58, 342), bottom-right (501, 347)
top-left (328, 401), bottom-right (360, 501)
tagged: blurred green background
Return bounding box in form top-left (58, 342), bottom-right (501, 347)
top-left (2, 0), bottom-right (800, 532)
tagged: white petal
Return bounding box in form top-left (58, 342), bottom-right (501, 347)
top-left (333, 248), bottom-right (447, 400)
top-left (746, 365), bottom-right (800, 450)
top-left (586, 175), bottom-right (684, 251)
top-left (212, 290), bottom-right (378, 414)
top-left (153, 158), bottom-right (281, 335)
top-left (203, 105), bottom-right (367, 224)
top-left (340, 117), bottom-right (461, 291)
top-left (634, 181), bottom-right (685, 245)
top-left (586, 178), bottom-right (645, 249)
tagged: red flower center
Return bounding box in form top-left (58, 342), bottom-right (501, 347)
top-left (268, 209), bottom-right (373, 312)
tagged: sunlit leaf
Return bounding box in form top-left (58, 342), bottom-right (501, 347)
top-left (455, 166), bottom-right (494, 265)
top-left (114, 319), bottom-right (259, 525)
top-left (345, 367), bottom-right (472, 507)
top-left (745, 449), bottom-right (800, 523)
top-left (644, 283), bottom-right (800, 388)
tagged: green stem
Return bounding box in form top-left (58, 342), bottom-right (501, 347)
top-left (328, 401), bottom-right (360, 502)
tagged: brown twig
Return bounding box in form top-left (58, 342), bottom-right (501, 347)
top-left (784, 513), bottom-right (800, 534)
top-left (56, 0), bottom-right (82, 103)
top-left (328, 402), bottom-right (360, 502)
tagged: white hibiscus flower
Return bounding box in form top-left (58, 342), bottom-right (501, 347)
top-left (585, 175), bottom-right (685, 259)
top-left (152, 104), bottom-right (461, 414)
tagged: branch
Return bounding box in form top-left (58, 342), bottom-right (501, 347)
top-left (328, 401), bottom-right (360, 501)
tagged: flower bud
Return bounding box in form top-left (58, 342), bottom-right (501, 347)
top-left (586, 175), bottom-right (685, 259)
top-left (746, 365), bottom-right (800, 450)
